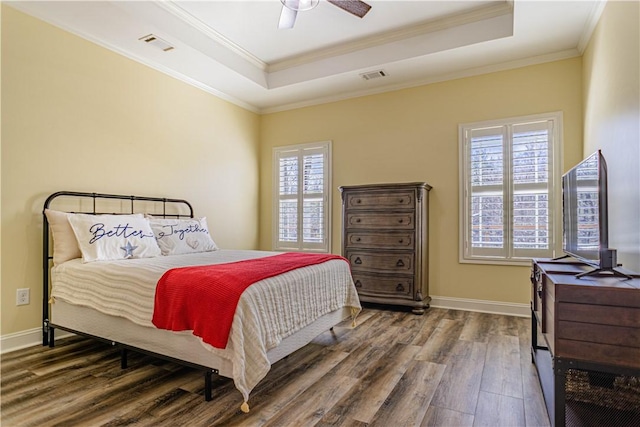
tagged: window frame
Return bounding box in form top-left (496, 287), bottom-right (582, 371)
top-left (458, 112), bottom-right (563, 266)
top-left (272, 141), bottom-right (332, 253)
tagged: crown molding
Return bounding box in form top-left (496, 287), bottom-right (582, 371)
top-left (152, 0), bottom-right (514, 75)
top-left (261, 49), bottom-right (580, 114)
top-left (268, 1), bottom-right (514, 73)
top-left (577, 0), bottom-right (607, 53)
top-left (157, 1), bottom-right (268, 71)
top-left (96, 37), bottom-right (262, 114)
top-left (5, 1), bottom-right (587, 116)
top-left (6, 1), bottom-right (261, 113)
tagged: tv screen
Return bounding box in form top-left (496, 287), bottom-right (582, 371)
top-left (562, 150), bottom-right (608, 267)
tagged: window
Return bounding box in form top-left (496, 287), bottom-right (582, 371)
top-left (459, 112), bottom-right (562, 265)
top-left (273, 141), bottom-right (331, 252)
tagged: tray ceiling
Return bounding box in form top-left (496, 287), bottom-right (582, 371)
top-left (8, 1), bottom-right (604, 113)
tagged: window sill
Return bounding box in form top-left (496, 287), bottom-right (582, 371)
top-left (459, 257), bottom-right (533, 267)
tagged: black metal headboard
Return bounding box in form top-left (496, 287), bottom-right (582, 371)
top-left (42, 191), bottom-right (194, 346)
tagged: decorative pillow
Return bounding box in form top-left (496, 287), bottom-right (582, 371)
top-left (148, 217), bottom-right (218, 255)
top-left (68, 213), bottom-right (161, 262)
top-left (44, 209), bottom-right (82, 265)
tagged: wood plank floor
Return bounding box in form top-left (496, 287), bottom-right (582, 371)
top-left (1, 306), bottom-right (551, 426)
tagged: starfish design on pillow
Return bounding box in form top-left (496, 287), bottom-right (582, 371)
top-left (120, 241), bottom-right (138, 259)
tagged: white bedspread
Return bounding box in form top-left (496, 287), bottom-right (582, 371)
top-left (51, 250), bottom-right (361, 405)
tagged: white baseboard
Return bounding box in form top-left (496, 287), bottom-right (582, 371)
top-left (430, 295), bottom-right (530, 317)
top-left (1, 297), bottom-right (528, 354)
top-left (0, 327), bottom-right (73, 355)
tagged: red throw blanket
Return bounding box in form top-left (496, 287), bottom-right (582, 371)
top-left (152, 252), bottom-right (347, 349)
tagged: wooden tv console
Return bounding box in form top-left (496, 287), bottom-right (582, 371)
top-left (531, 258), bottom-right (640, 426)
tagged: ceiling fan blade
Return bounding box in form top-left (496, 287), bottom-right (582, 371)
top-left (327, 0), bottom-right (371, 18)
top-left (278, 4), bottom-right (298, 29)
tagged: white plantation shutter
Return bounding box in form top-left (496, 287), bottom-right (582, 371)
top-left (511, 121), bottom-right (553, 258)
top-left (468, 126), bottom-right (505, 257)
top-left (460, 113), bottom-right (561, 264)
top-left (273, 141), bottom-right (331, 252)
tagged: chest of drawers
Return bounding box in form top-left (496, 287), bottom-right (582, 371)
top-left (339, 182), bottom-right (431, 314)
top-left (531, 259), bottom-right (640, 426)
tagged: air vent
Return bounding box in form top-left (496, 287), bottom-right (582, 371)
top-left (139, 34), bottom-right (174, 52)
top-left (360, 70), bottom-right (387, 81)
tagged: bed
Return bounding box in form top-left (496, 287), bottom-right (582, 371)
top-left (42, 191), bottom-right (361, 412)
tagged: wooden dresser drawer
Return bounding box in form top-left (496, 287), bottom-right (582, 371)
top-left (346, 251), bottom-right (414, 273)
top-left (352, 274), bottom-right (413, 298)
top-left (345, 212), bottom-right (415, 229)
top-left (345, 231), bottom-right (414, 250)
top-left (345, 191), bottom-right (415, 210)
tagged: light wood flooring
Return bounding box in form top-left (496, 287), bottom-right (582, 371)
top-left (1, 306), bottom-right (551, 426)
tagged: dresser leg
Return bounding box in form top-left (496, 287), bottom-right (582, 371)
top-left (411, 307), bottom-right (425, 315)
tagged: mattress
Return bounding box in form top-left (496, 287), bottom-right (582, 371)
top-left (50, 249), bottom-right (361, 406)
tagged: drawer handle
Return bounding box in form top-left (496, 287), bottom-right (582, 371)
top-left (354, 257), bottom-right (362, 265)
top-left (398, 219), bottom-right (404, 223)
top-left (396, 259), bottom-right (405, 267)
top-left (355, 280), bottom-right (362, 288)
top-left (356, 218), bottom-right (361, 223)
top-left (399, 198), bottom-right (404, 203)
top-left (396, 283), bottom-right (405, 292)
top-left (398, 239), bottom-right (404, 243)
top-left (355, 237), bottom-right (361, 242)
top-left (356, 199), bottom-right (362, 204)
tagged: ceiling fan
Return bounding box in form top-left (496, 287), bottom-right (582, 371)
top-left (278, 0), bottom-right (372, 29)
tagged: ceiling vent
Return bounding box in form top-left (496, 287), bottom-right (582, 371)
top-left (360, 70), bottom-right (387, 81)
top-left (139, 34), bottom-right (174, 52)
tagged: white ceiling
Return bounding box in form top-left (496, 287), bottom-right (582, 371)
top-left (8, 0), bottom-right (604, 113)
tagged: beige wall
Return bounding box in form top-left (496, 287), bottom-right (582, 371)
top-left (7, 2), bottom-right (618, 339)
top-left (582, 0), bottom-right (640, 272)
top-left (1, 6), bottom-right (261, 335)
top-left (260, 58), bottom-right (584, 305)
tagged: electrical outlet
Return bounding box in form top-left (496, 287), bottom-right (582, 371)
top-left (16, 288), bottom-right (30, 306)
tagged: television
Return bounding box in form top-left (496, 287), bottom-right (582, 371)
top-left (561, 150), bottom-right (630, 278)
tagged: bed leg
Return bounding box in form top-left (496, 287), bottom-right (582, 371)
top-left (120, 348), bottom-right (128, 369)
top-left (48, 327), bottom-right (55, 348)
top-left (43, 321), bottom-right (49, 347)
top-left (204, 370), bottom-right (213, 401)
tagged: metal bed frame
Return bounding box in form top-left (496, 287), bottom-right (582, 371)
top-left (41, 191), bottom-right (221, 400)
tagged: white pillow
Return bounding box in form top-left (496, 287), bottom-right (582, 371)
top-left (44, 209), bottom-right (82, 265)
top-left (149, 217), bottom-right (218, 255)
top-left (68, 213), bottom-right (161, 262)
